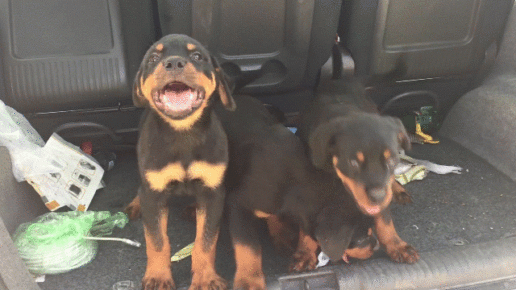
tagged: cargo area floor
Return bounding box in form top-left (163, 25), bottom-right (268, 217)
top-left (38, 136), bottom-right (516, 290)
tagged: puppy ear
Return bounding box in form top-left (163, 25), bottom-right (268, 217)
top-left (390, 117), bottom-right (411, 151)
top-left (211, 56), bottom-right (236, 111)
top-left (132, 68), bottom-right (147, 108)
top-left (308, 118), bottom-right (345, 170)
top-left (315, 203), bottom-right (354, 262)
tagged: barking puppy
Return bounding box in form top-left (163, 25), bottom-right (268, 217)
top-left (127, 34), bottom-right (235, 290)
top-left (298, 75), bottom-right (420, 264)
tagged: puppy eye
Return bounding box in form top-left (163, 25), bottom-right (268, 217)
top-left (148, 53), bottom-right (160, 63)
top-left (350, 159), bottom-right (359, 169)
top-left (190, 52), bottom-right (203, 62)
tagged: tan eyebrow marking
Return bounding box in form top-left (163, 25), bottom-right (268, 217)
top-left (155, 43), bottom-right (164, 51)
top-left (357, 151), bottom-right (365, 163)
top-left (383, 149), bottom-right (391, 160)
top-left (187, 43), bottom-right (197, 50)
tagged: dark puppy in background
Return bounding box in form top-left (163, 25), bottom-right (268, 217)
top-left (215, 95), bottom-right (379, 290)
top-left (126, 34), bottom-right (235, 290)
top-left (314, 193), bottom-right (378, 265)
top-left (297, 55), bottom-right (419, 264)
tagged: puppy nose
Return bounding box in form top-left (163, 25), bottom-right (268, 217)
top-left (367, 187), bottom-right (386, 203)
top-left (164, 57), bottom-right (187, 70)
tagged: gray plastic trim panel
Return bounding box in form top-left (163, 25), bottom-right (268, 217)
top-left (268, 237), bottom-right (516, 290)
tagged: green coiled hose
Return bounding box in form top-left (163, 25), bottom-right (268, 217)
top-left (13, 211), bottom-right (130, 275)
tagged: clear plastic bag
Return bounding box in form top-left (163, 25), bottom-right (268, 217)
top-left (0, 100), bottom-right (62, 181)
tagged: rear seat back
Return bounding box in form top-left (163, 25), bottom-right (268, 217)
top-left (340, 0), bottom-right (514, 80)
top-left (0, 0), bottom-right (156, 113)
top-left (158, 0), bottom-right (342, 96)
top-left (338, 0), bottom-right (514, 115)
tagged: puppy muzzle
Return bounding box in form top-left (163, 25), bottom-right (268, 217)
top-left (367, 187), bottom-right (387, 204)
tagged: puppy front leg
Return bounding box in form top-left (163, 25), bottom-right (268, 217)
top-left (375, 208), bottom-right (419, 264)
top-left (140, 186), bottom-right (174, 290)
top-left (289, 230), bottom-right (319, 272)
top-left (125, 194), bottom-right (142, 220)
top-left (189, 187), bottom-right (227, 290)
top-left (230, 205), bottom-right (266, 290)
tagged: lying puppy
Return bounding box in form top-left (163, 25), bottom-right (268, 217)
top-left (214, 95), bottom-right (378, 289)
top-left (126, 34), bottom-right (235, 290)
top-left (297, 74), bottom-right (420, 264)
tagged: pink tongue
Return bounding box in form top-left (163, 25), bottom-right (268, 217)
top-left (162, 89), bottom-right (196, 111)
top-left (365, 205), bottom-right (381, 216)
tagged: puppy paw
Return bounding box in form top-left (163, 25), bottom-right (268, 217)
top-left (125, 196), bottom-right (141, 220)
top-left (142, 269), bottom-right (175, 290)
top-left (189, 271), bottom-right (227, 290)
top-left (289, 248), bottom-right (318, 272)
top-left (386, 243), bottom-right (420, 264)
top-left (233, 273), bottom-right (266, 290)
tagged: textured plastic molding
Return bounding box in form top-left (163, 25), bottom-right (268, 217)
top-left (277, 271), bottom-right (339, 290)
top-left (271, 237), bottom-right (516, 290)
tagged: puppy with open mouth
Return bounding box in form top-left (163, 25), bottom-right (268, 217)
top-left (298, 70), bottom-right (420, 265)
top-left (126, 34), bottom-right (235, 290)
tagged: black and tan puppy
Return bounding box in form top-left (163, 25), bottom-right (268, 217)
top-left (126, 34), bottom-right (235, 290)
top-left (297, 74), bottom-right (420, 264)
top-left (214, 95), bottom-right (379, 289)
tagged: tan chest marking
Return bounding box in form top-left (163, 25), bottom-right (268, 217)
top-left (187, 161), bottom-right (226, 189)
top-left (145, 162), bottom-right (186, 191)
top-left (145, 161), bottom-right (226, 192)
